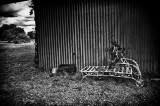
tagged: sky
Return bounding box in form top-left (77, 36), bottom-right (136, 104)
top-left (0, 0), bottom-right (35, 33)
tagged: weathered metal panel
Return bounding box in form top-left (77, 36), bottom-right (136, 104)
top-left (34, 0), bottom-right (160, 72)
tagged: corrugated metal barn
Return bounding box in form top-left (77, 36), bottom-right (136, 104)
top-left (34, 0), bottom-right (160, 73)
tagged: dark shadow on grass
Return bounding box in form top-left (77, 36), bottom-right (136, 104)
top-left (0, 43), bottom-right (35, 106)
top-left (82, 76), bottom-right (137, 86)
top-left (0, 45), bottom-right (8, 86)
top-left (0, 45), bottom-right (15, 106)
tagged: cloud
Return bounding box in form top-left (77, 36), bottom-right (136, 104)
top-left (0, 16), bottom-right (35, 27)
top-left (0, 17), bottom-right (21, 26)
top-left (17, 23), bottom-right (35, 26)
top-left (0, 0), bottom-right (35, 33)
top-left (21, 24), bottom-right (35, 26)
top-left (23, 19), bottom-right (33, 22)
top-left (17, 6), bottom-right (33, 17)
top-left (17, 25), bottom-right (35, 33)
top-left (25, 15), bottom-right (34, 18)
top-left (17, 18), bottom-right (33, 22)
top-left (0, 11), bottom-right (20, 17)
top-left (0, 0), bottom-right (32, 17)
top-left (15, 19), bottom-right (35, 26)
top-left (0, 6), bottom-right (22, 17)
top-left (0, 17), bottom-right (5, 21)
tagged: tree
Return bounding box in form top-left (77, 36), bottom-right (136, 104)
top-left (0, 24), bottom-right (17, 40)
top-left (0, 24), bottom-right (16, 30)
top-left (29, 0), bottom-right (34, 15)
top-left (2, 29), bottom-right (15, 42)
top-left (27, 31), bottom-right (35, 39)
top-left (13, 33), bottom-right (30, 44)
top-left (0, 24), bottom-right (30, 43)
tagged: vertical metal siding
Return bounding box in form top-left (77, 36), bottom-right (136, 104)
top-left (34, 0), bottom-right (159, 72)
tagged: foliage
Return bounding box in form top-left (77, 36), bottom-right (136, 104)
top-left (27, 31), bottom-right (35, 39)
top-left (0, 24), bottom-right (16, 40)
top-left (13, 33), bottom-right (30, 44)
top-left (29, 0), bottom-right (34, 15)
top-left (108, 41), bottom-right (128, 68)
top-left (0, 24), bottom-right (16, 31)
top-left (28, 0), bottom-right (38, 67)
top-left (109, 41), bottom-right (126, 61)
top-left (0, 24), bottom-right (30, 44)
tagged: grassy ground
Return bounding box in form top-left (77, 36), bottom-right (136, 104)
top-left (0, 41), bottom-right (160, 106)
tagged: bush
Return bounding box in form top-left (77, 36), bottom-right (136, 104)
top-left (0, 24), bottom-right (30, 43)
top-left (2, 29), bottom-right (15, 42)
top-left (0, 24), bottom-right (16, 40)
top-left (27, 31), bottom-right (35, 39)
top-left (13, 33), bottom-right (30, 44)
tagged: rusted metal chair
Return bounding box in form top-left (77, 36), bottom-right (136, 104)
top-left (80, 41), bottom-right (144, 87)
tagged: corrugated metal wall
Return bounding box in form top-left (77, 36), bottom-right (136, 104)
top-left (34, 0), bottom-right (159, 73)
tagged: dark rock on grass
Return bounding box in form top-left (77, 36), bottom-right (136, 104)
top-left (56, 64), bottom-right (77, 76)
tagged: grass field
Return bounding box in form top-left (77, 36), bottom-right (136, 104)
top-left (0, 41), bottom-right (160, 106)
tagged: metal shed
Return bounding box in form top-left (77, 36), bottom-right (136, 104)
top-left (34, 0), bottom-right (160, 73)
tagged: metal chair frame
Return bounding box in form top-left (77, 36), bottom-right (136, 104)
top-left (80, 42), bottom-right (143, 86)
